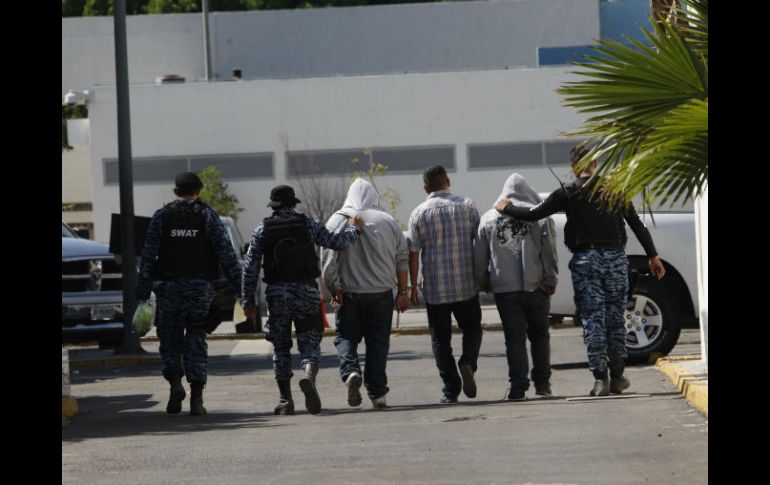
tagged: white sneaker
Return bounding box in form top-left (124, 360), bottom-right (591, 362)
top-left (371, 394), bottom-right (387, 409)
top-left (345, 372), bottom-right (362, 407)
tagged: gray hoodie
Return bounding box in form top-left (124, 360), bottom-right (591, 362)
top-left (474, 173), bottom-right (558, 294)
top-left (321, 178), bottom-right (408, 293)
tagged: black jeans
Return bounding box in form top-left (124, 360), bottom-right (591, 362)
top-left (495, 289), bottom-right (552, 393)
top-left (425, 294), bottom-right (483, 398)
top-left (333, 290), bottom-right (394, 399)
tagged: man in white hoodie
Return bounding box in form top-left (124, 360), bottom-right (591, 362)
top-left (475, 173), bottom-right (558, 401)
top-left (321, 178), bottom-right (410, 409)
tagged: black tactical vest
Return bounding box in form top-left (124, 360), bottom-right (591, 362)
top-left (157, 201), bottom-right (218, 279)
top-left (262, 213), bottom-right (320, 284)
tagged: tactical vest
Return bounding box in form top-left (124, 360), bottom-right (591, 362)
top-left (157, 202), bottom-right (218, 279)
top-left (262, 213), bottom-right (320, 284)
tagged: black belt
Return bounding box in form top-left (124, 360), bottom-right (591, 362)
top-left (574, 242), bottom-right (624, 252)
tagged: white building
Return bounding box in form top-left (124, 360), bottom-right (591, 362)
top-left (64, 0), bottom-right (673, 242)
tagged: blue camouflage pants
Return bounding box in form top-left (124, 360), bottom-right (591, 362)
top-left (265, 282), bottom-right (325, 381)
top-left (569, 249), bottom-right (629, 377)
top-left (155, 278), bottom-right (215, 384)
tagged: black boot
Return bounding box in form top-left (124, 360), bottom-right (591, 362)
top-left (299, 362), bottom-right (321, 415)
top-left (164, 372), bottom-right (186, 415)
top-left (190, 382), bottom-right (207, 416)
top-left (610, 364), bottom-right (630, 394)
top-left (275, 380), bottom-right (295, 415)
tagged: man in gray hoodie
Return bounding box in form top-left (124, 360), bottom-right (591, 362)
top-left (321, 178), bottom-right (410, 409)
top-left (475, 173), bottom-right (558, 401)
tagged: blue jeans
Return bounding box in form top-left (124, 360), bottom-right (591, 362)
top-left (333, 290), bottom-right (394, 399)
top-left (425, 294), bottom-right (483, 398)
top-left (494, 289), bottom-right (551, 393)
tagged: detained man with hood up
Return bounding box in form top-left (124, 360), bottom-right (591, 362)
top-left (321, 178), bottom-right (410, 410)
top-left (475, 173), bottom-right (558, 401)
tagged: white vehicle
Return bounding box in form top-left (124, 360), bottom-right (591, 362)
top-left (547, 208), bottom-right (699, 363)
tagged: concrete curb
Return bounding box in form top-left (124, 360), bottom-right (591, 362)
top-left (71, 356), bottom-right (163, 369)
top-left (655, 356), bottom-right (708, 417)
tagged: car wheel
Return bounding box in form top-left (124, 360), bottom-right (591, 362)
top-left (624, 275), bottom-right (682, 364)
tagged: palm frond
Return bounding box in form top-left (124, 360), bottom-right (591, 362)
top-left (556, 1), bottom-right (708, 210)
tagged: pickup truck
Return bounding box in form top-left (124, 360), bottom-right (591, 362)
top-left (61, 221), bottom-right (155, 347)
top-left (546, 209), bottom-right (699, 363)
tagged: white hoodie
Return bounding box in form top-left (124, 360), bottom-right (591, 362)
top-left (320, 178), bottom-right (408, 293)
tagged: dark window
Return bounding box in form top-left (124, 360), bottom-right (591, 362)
top-left (287, 149), bottom-right (369, 177)
top-left (372, 146), bottom-right (455, 173)
top-left (544, 140), bottom-right (582, 166)
top-left (105, 153), bottom-right (275, 184)
top-left (104, 157), bottom-right (188, 185)
top-left (468, 142), bottom-right (543, 169)
top-left (190, 154), bottom-right (273, 179)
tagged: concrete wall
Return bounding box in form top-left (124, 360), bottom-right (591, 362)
top-left (209, 0), bottom-right (599, 80)
top-left (63, 0), bottom-right (600, 94)
top-left (62, 13), bottom-right (205, 95)
top-left (88, 67), bottom-right (587, 242)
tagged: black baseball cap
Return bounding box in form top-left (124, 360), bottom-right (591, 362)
top-left (268, 185), bottom-right (301, 208)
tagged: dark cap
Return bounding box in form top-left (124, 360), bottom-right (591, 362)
top-left (268, 185), bottom-right (301, 208)
top-left (174, 172), bottom-right (204, 193)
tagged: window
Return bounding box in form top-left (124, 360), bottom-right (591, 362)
top-left (287, 145), bottom-right (456, 176)
top-left (104, 153), bottom-right (275, 184)
top-left (468, 142), bottom-right (543, 169)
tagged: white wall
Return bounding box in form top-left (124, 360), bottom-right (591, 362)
top-left (88, 67), bottom-right (588, 242)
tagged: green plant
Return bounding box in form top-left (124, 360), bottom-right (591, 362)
top-left (198, 165), bottom-right (245, 221)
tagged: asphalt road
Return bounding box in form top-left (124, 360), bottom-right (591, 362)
top-left (63, 328), bottom-right (707, 484)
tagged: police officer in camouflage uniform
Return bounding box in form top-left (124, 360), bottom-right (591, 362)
top-left (242, 185), bottom-right (364, 415)
top-left (495, 145), bottom-right (666, 397)
top-left (136, 172), bottom-right (242, 416)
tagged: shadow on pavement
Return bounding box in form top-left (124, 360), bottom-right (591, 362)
top-left (71, 350), bottom-right (433, 383)
top-left (62, 394), bottom-right (285, 443)
top-left (312, 390), bottom-right (684, 416)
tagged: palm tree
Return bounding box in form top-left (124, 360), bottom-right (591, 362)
top-left (557, 0), bottom-right (707, 210)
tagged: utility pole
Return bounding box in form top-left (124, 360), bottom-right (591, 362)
top-left (203, 0), bottom-right (212, 81)
top-left (114, 0), bottom-right (144, 354)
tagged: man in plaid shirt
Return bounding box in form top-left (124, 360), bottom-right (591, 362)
top-left (408, 165), bottom-right (482, 403)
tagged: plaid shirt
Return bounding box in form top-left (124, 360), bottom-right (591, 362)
top-left (408, 190), bottom-right (480, 305)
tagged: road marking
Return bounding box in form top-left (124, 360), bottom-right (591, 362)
top-left (230, 339), bottom-right (273, 357)
top-left (566, 393), bottom-right (651, 401)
